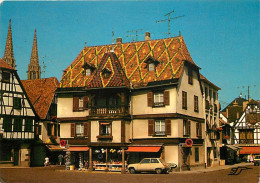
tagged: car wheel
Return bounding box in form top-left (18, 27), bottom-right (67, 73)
top-left (129, 168), bottom-right (135, 174)
top-left (155, 168), bottom-right (162, 174)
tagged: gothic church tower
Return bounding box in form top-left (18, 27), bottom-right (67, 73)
top-left (3, 19), bottom-right (15, 68)
top-left (28, 29), bottom-right (41, 80)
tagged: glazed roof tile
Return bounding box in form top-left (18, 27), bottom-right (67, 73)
top-left (60, 36), bottom-right (198, 89)
top-left (21, 77), bottom-right (59, 119)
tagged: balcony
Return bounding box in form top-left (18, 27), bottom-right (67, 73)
top-left (90, 105), bottom-right (129, 116)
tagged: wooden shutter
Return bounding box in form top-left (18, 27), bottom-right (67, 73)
top-left (83, 122), bottom-right (88, 137)
top-left (196, 123), bottom-right (199, 136)
top-left (83, 96), bottom-right (89, 109)
top-left (73, 97), bottom-right (79, 111)
top-left (71, 123), bottom-right (75, 137)
top-left (121, 120), bottom-right (125, 143)
top-left (147, 92), bottom-right (154, 107)
top-left (188, 120), bottom-right (191, 136)
top-left (164, 91), bottom-right (170, 105)
top-left (165, 119), bottom-right (171, 135)
top-left (148, 119), bottom-right (154, 136)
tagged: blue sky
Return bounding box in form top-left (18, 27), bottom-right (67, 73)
top-left (0, 1), bottom-right (259, 107)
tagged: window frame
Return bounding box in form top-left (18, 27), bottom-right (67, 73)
top-left (2, 71), bottom-right (10, 83)
top-left (154, 120), bottom-right (165, 135)
top-left (153, 92), bottom-right (164, 107)
top-left (194, 95), bottom-right (199, 112)
top-left (85, 68), bottom-right (91, 76)
top-left (99, 122), bottom-right (112, 136)
top-left (75, 123), bottom-right (84, 137)
top-left (3, 116), bottom-right (12, 132)
top-left (183, 119), bottom-right (190, 137)
top-left (13, 117), bottom-right (23, 132)
top-left (188, 68), bottom-right (193, 85)
top-left (148, 63), bottom-right (155, 71)
top-left (24, 118), bottom-right (33, 132)
top-left (196, 122), bottom-right (202, 137)
top-left (13, 97), bottom-right (22, 110)
top-left (182, 91), bottom-right (187, 110)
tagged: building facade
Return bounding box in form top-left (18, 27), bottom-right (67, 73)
top-left (57, 34), bottom-right (207, 171)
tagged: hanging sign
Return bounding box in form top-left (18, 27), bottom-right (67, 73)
top-left (185, 139), bottom-right (193, 147)
top-left (60, 140), bottom-right (66, 148)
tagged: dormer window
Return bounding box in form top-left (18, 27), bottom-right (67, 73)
top-left (144, 56), bottom-right (160, 72)
top-left (85, 69), bottom-right (91, 76)
top-left (82, 62), bottom-right (96, 76)
top-left (148, 63), bottom-right (155, 71)
top-left (102, 68), bottom-right (112, 79)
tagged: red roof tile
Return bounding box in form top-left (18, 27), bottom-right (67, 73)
top-left (0, 58), bottom-right (15, 70)
top-left (21, 77), bottom-right (59, 119)
top-left (60, 36), bottom-right (197, 88)
top-left (200, 74), bottom-right (221, 90)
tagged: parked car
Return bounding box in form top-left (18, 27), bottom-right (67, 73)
top-left (127, 158), bottom-right (173, 174)
top-left (253, 155), bottom-right (260, 166)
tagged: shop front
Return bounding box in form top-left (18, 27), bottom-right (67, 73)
top-left (65, 146), bottom-right (89, 170)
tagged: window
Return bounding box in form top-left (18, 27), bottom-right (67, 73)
top-left (194, 95), bottom-right (199, 112)
top-left (2, 71), bottom-right (10, 83)
top-left (151, 159), bottom-right (159, 163)
top-left (205, 87), bottom-right (208, 98)
top-left (24, 118), bottom-right (33, 132)
top-left (47, 123), bottom-right (53, 136)
top-left (182, 91), bottom-right (187, 110)
top-left (155, 120), bottom-right (165, 135)
top-left (183, 119), bottom-right (190, 136)
top-left (100, 122), bottom-right (111, 136)
top-left (154, 92), bottom-right (164, 106)
top-left (188, 68), bottom-right (193, 85)
top-left (195, 147), bottom-right (199, 162)
top-left (13, 97), bottom-right (22, 110)
top-left (140, 159), bottom-right (150, 164)
top-left (73, 96), bottom-right (88, 111)
top-left (79, 97), bottom-right (84, 109)
top-left (213, 92), bottom-right (216, 102)
top-left (213, 147), bottom-right (217, 158)
top-left (239, 129), bottom-right (254, 144)
top-left (13, 118), bottom-right (23, 132)
top-left (76, 123), bottom-right (84, 137)
top-left (148, 63), bottom-right (155, 71)
top-left (3, 117), bottom-right (12, 132)
top-left (196, 122), bottom-right (202, 137)
top-left (85, 69), bottom-right (91, 76)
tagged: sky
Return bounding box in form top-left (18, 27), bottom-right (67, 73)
top-left (0, 0), bottom-right (259, 108)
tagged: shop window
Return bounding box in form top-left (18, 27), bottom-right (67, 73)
top-left (24, 118), bottom-right (33, 132)
top-left (13, 97), bottom-right (22, 110)
top-left (3, 117), bottom-right (12, 132)
top-left (183, 119), bottom-right (190, 137)
top-left (195, 147), bottom-right (199, 162)
top-left (188, 68), bottom-right (193, 85)
top-left (100, 122), bottom-right (111, 136)
top-left (182, 91), bottom-right (187, 110)
top-left (155, 120), bottom-right (165, 135)
top-left (76, 123), bottom-right (84, 137)
top-left (194, 95), bottom-right (199, 112)
top-left (13, 117), bottom-right (23, 132)
top-left (2, 71), bottom-right (10, 83)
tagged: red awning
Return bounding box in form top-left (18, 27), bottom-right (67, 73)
top-left (126, 146), bottom-right (161, 153)
top-left (65, 147), bottom-right (89, 152)
top-left (240, 147), bottom-right (260, 154)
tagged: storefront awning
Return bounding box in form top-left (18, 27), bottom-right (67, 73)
top-left (240, 147), bottom-right (260, 154)
top-left (126, 146), bottom-right (161, 153)
top-left (46, 145), bottom-right (65, 151)
top-left (65, 146), bottom-right (89, 152)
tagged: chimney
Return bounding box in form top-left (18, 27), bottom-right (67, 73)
top-left (145, 32), bottom-right (150, 41)
top-left (116, 37), bottom-right (122, 44)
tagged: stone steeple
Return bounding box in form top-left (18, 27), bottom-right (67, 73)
top-left (3, 19), bottom-right (16, 68)
top-left (28, 29), bottom-right (41, 80)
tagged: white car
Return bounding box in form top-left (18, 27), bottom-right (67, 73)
top-left (127, 158), bottom-right (172, 174)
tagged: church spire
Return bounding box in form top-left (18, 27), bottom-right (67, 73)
top-left (27, 29), bottom-right (41, 80)
top-left (3, 19), bottom-right (16, 68)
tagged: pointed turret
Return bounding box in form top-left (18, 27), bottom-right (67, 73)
top-left (28, 29), bottom-right (41, 80)
top-left (3, 19), bottom-right (15, 68)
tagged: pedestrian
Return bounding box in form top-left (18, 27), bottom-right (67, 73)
top-left (249, 154), bottom-right (254, 163)
top-left (44, 157), bottom-right (50, 167)
top-left (58, 154), bottom-right (63, 165)
top-left (84, 160), bottom-right (88, 169)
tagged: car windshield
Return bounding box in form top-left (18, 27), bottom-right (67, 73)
top-left (159, 159), bottom-right (166, 165)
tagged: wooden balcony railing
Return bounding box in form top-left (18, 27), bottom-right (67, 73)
top-left (90, 105), bottom-right (129, 115)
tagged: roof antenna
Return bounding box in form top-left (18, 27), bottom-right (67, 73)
top-left (112, 28), bottom-right (115, 44)
top-left (85, 42), bottom-right (87, 47)
top-left (156, 10), bottom-right (185, 38)
top-left (126, 29), bottom-right (143, 41)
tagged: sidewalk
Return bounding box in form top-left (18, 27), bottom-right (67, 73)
top-left (174, 162), bottom-right (253, 174)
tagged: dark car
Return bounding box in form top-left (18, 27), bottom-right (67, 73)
top-left (253, 155), bottom-right (260, 166)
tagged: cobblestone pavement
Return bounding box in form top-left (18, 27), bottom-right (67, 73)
top-left (0, 163), bottom-right (259, 183)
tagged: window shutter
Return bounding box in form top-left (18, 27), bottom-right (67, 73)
top-left (71, 123), bottom-right (75, 137)
top-left (83, 122), bottom-right (88, 137)
top-left (165, 119), bottom-right (171, 135)
top-left (73, 97), bottom-right (79, 111)
top-left (164, 91), bottom-right (170, 105)
top-left (148, 119), bottom-right (154, 136)
top-left (83, 96), bottom-right (89, 109)
top-left (147, 92), bottom-right (154, 107)
top-left (188, 120), bottom-right (191, 136)
top-left (196, 123), bottom-right (199, 136)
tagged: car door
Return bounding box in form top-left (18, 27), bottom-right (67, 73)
top-left (150, 158), bottom-right (160, 171)
top-left (137, 158), bottom-right (151, 171)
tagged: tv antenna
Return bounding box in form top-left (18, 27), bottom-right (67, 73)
top-left (41, 56), bottom-right (52, 79)
top-left (126, 29), bottom-right (143, 41)
top-left (237, 85), bottom-right (257, 100)
top-left (112, 28), bottom-right (115, 44)
top-left (156, 10), bottom-right (185, 38)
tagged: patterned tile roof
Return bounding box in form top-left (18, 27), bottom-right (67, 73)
top-left (21, 77), bottom-right (59, 119)
top-left (60, 36), bottom-right (198, 88)
top-left (0, 58), bottom-right (15, 70)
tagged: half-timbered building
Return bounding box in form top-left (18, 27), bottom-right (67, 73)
top-left (0, 58), bottom-right (37, 166)
top-left (233, 99), bottom-right (260, 160)
top-left (57, 33), bottom-right (208, 171)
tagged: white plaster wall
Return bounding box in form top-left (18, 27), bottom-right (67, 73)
top-left (60, 123), bottom-right (71, 138)
top-left (91, 121), bottom-right (99, 142)
top-left (112, 120), bottom-right (121, 143)
top-left (57, 97), bottom-right (89, 118)
top-left (164, 145), bottom-right (179, 165)
top-left (125, 121), bottom-right (131, 143)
